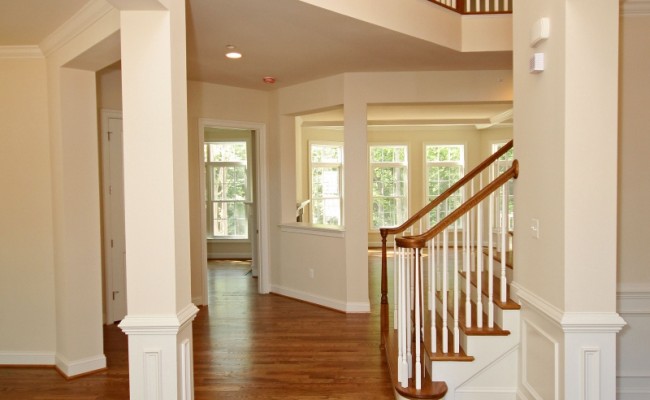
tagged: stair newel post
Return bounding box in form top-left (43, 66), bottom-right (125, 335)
top-left (442, 228), bottom-right (449, 353)
top-left (488, 192), bottom-right (495, 328)
top-left (430, 237), bottom-right (437, 353)
top-left (500, 180), bottom-right (508, 304)
top-left (476, 199), bottom-right (483, 328)
top-left (453, 222), bottom-right (460, 354)
top-left (414, 247), bottom-right (422, 390)
top-left (380, 230), bottom-right (389, 305)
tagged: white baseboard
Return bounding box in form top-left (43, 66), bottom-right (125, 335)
top-left (0, 351), bottom-right (55, 365)
top-left (55, 353), bottom-right (106, 378)
top-left (455, 388), bottom-right (516, 400)
top-left (617, 374), bottom-right (650, 400)
top-left (271, 285), bottom-right (370, 313)
top-left (207, 252), bottom-right (251, 259)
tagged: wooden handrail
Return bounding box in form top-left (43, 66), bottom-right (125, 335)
top-left (378, 140), bottom-right (513, 306)
top-left (396, 159), bottom-right (518, 249)
top-left (380, 140), bottom-right (512, 238)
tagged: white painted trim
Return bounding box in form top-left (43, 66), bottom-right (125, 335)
top-left (119, 303), bottom-right (200, 335)
top-left (622, 0), bottom-right (650, 15)
top-left (271, 285), bottom-right (370, 313)
top-left (454, 387), bottom-right (517, 399)
top-left (0, 46), bottom-right (43, 59)
top-left (207, 252), bottom-right (252, 260)
top-left (561, 312), bottom-right (626, 333)
top-left (618, 373), bottom-right (650, 400)
top-left (521, 319), bottom-right (560, 400)
top-left (279, 222), bottom-right (345, 238)
top-left (39, 0), bottom-right (115, 56)
top-left (55, 353), bottom-right (107, 377)
top-left (618, 290), bottom-right (650, 314)
top-left (180, 339), bottom-right (192, 400)
top-left (511, 282), bottom-right (563, 325)
top-left (0, 351), bottom-right (56, 365)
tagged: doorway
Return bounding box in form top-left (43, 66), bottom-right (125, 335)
top-left (100, 109), bottom-right (127, 324)
top-left (198, 119), bottom-right (270, 302)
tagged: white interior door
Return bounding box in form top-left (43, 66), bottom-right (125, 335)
top-left (102, 110), bottom-right (127, 323)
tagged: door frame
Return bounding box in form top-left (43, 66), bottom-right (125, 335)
top-left (100, 109), bottom-right (125, 324)
top-left (198, 118), bottom-right (271, 301)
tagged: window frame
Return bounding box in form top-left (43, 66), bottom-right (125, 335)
top-left (204, 138), bottom-right (253, 240)
top-left (423, 142), bottom-right (467, 229)
top-left (308, 141), bottom-right (344, 226)
top-left (490, 141), bottom-right (515, 232)
top-left (368, 143), bottom-right (409, 231)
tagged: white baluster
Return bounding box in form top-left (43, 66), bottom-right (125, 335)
top-left (430, 237), bottom-right (437, 352)
top-left (488, 193), bottom-right (495, 328)
top-left (464, 210), bottom-right (472, 328)
top-left (501, 183), bottom-right (508, 304)
top-left (406, 249), bottom-right (412, 377)
top-left (495, 0), bottom-right (500, 12)
top-left (453, 222), bottom-right (460, 353)
top-left (505, 0), bottom-right (510, 12)
top-left (394, 238), bottom-right (398, 330)
top-left (442, 229), bottom-right (449, 353)
top-left (485, 0), bottom-right (490, 12)
top-left (398, 247), bottom-right (408, 387)
top-left (475, 0), bottom-right (480, 13)
top-left (414, 248), bottom-right (422, 390)
top-left (476, 200), bottom-right (483, 328)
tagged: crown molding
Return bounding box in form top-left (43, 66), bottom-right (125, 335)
top-left (622, 0), bottom-right (650, 15)
top-left (39, 0), bottom-right (115, 56)
top-left (0, 46), bottom-right (44, 59)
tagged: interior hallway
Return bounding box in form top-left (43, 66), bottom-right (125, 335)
top-left (0, 256), bottom-right (393, 399)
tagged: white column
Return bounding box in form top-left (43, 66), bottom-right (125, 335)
top-left (109, 0), bottom-right (198, 399)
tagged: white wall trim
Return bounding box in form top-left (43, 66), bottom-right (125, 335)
top-left (561, 312), bottom-right (626, 333)
top-left (521, 319), bottom-right (560, 400)
top-left (511, 282), bottom-right (563, 325)
top-left (55, 353), bottom-right (107, 378)
top-left (271, 284), bottom-right (370, 313)
top-left (119, 303), bottom-right (200, 335)
top-left (207, 252), bottom-right (252, 260)
top-left (279, 222), bottom-right (345, 238)
top-left (622, 0), bottom-right (650, 15)
top-left (39, 0), bottom-right (115, 56)
top-left (0, 45), bottom-right (43, 59)
top-left (0, 351), bottom-right (56, 365)
top-left (618, 290), bottom-right (650, 314)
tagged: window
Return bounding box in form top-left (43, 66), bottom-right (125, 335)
top-left (310, 142), bottom-right (343, 225)
top-left (204, 141), bottom-right (251, 239)
top-left (369, 145), bottom-right (408, 230)
top-left (492, 142), bottom-right (515, 231)
top-left (425, 144), bottom-right (465, 228)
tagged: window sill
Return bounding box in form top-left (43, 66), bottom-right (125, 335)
top-left (207, 237), bottom-right (251, 243)
top-left (279, 222), bottom-right (345, 238)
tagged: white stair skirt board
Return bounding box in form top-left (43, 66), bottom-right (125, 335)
top-left (55, 353), bottom-right (107, 378)
top-left (271, 285), bottom-right (370, 313)
top-left (0, 351), bottom-right (56, 366)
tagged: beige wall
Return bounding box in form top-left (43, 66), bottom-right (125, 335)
top-left (618, 14), bottom-right (650, 291)
top-left (0, 58), bottom-right (57, 358)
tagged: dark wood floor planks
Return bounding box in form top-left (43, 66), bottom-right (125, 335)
top-left (0, 257), bottom-right (393, 399)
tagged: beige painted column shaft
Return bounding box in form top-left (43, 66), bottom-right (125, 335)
top-left (110, 0), bottom-right (198, 398)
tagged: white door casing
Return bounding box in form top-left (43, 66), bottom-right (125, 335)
top-left (101, 110), bottom-right (127, 323)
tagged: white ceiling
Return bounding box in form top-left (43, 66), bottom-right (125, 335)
top-left (0, 0), bottom-right (513, 122)
top-left (1, 0), bottom-right (512, 91)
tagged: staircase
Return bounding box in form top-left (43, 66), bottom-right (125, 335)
top-left (379, 140), bottom-right (519, 399)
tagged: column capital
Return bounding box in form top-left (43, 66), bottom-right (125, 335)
top-left (119, 304), bottom-right (199, 335)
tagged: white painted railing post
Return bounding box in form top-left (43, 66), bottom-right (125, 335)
top-left (430, 238), bottom-right (437, 352)
top-left (414, 248), bottom-right (422, 389)
top-left (488, 193), bottom-right (495, 328)
top-left (476, 199), bottom-right (483, 328)
top-left (500, 184), bottom-right (508, 304)
top-left (442, 229), bottom-right (449, 353)
top-left (453, 223), bottom-right (460, 353)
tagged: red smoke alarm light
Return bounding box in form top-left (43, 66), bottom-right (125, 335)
top-left (262, 76), bottom-right (276, 84)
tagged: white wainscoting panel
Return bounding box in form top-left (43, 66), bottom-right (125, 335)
top-left (521, 319), bottom-right (559, 400)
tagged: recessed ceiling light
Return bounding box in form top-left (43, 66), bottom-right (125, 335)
top-left (262, 76), bottom-right (276, 84)
top-left (225, 45), bottom-right (242, 59)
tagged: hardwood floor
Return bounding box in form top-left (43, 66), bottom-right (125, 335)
top-left (0, 257), bottom-right (393, 399)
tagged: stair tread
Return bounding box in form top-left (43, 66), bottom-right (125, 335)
top-left (384, 330), bottom-right (449, 399)
top-left (460, 271), bottom-right (521, 310)
top-left (482, 247), bottom-right (513, 269)
top-left (436, 291), bottom-right (511, 336)
top-left (423, 313), bottom-right (474, 362)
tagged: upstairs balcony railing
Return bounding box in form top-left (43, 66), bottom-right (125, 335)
top-left (429, 0), bottom-right (512, 14)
